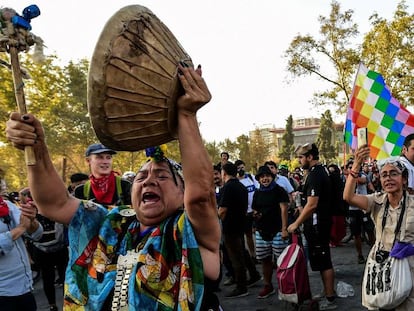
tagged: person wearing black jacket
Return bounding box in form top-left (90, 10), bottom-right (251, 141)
top-left (252, 165), bottom-right (289, 299)
top-left (218, 163), bottom-right (261, 299)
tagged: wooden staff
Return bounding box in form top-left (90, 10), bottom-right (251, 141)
top-left (9, 45), bottom-right (36, 165)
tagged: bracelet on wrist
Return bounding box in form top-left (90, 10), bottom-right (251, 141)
top-left (349, 170), bottom-right (359, 178)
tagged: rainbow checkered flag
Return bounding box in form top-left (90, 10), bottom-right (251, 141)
top-left (344, 63), bottom-right (414, 159)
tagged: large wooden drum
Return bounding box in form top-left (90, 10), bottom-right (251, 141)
top-left (88, 5), bottom-right (192, 151)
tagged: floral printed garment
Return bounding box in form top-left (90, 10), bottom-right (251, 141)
top-left (64, 201), bottom-right (204, 310)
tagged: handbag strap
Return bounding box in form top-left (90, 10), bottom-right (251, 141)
top-left (380, 191), bottom-right (407, 246)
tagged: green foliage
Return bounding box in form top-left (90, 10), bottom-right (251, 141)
top-left (316, 110), bottom-right (336, 163)
top-left (278, 115), bottom-right (295, 160)
top-left (0, 145), bottom-right (27, 191)
top-left (205, 141), bottom-right (221, 165)
top-left (249, 129), bottom-right (270, 171)
top-left (285, 1), bottom-right (360, 114)
top-left (0, 61), bottom-right (20, 139)
top-left (3, 1), bottom-right (412, 188)
top-left (362, 0), bottom-right (414, 107)
top-left (1, 54), bottom-right (180, 188)
top-left (284, 1), bottom-right (414, 114)
top-left (216, 139), bottom-right (238, 163)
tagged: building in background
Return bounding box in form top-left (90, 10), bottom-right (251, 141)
top-left (250, 118), bottom-right (344, 161)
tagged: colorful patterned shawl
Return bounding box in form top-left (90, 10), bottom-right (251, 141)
top-left (64, 201), bottom-right (204, 310)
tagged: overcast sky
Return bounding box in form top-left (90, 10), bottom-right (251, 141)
top-left (4, 0), bottom-right (413, 142)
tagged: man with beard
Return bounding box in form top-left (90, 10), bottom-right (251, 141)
top-left (213, 164), bottom-right (223, 202)
top-left (287, 143), bottom-right (337, 310)
top-left (74, 143), bottom-right (132, 207)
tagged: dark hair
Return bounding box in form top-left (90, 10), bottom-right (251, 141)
top-left (403, 134), bottom-right (414, 148)
top-left (19, 188), bottom-right (32, 200)
top-left (220, 152), bottom-right (229, 159)
top-left (403, 169), bottom-right (409, 181)
top-left (213, 164), bottom-right (221, 172)
top-left (264, 160), bottom-right (277, 167)
top-left (70, 173), bottom-right (89, 183)
top-left (6, 191), bottom-right (20, 203)
top-left (328, 164), bottom-right (340, 175)
top-left (234, 160), bottom-right (245, 167)
top-left (222, 163), bottom-right (237, 177)
top-left (307, 143), bottom-right (319, 160)
top-left (295, 143), bottom-right (319, 160)
top-left (255, 165), bottom-right (275, 181)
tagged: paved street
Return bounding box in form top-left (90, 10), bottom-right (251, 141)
top-left (33, 239), bottom-right (371, 310)
top-left (217, 240), bottom-right (371, 311)
top-left (32, 276), bottom-right (64, 311)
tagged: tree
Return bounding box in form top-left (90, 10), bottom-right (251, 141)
top-left (0, 64), bottom-right (16, 137)
top-left (249, 129), bottom-right (269, 171)
top-left (0, 54), bottom-right (95, 186)
top-left (278, 115), bottom-right (295, 161)
top-left (218, 139), bottom-right (238, 163)
top-left (235, 134), bottom-right (253, 170)
top-left (285, 1), bottom-right (414, 113)
top-left (362, 0), bottom-right (414, 107)
top-left (284, 1), bottom-right (360, 114)
top-left (22, 56), bottom-right (99, 181)
top-left (205, 141), bottom-right (221, 165)
top-left (316, 110), bottom-right (336, 163)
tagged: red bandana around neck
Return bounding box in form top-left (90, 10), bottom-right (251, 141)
top-left (89, 171), bottom-right (116, 204)
top-left (0, 196), bottom-right (9, 218)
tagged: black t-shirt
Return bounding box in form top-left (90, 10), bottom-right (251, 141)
top-left (302, 164), bottom-right (332, 226)
top-left (252, 183), bottom-right (289, 234)
top-left (219, 178), bottom-right (248, 234)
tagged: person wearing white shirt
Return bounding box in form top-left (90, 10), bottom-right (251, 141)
top-left (400, 133), bottom-right (414, 194)
top-left (235, 160), bottom-right (259, 261)
top-left (264, 161), bottom-right (294, 200)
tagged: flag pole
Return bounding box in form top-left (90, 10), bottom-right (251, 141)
top-left (343, 62), bottom-right (363, 157)
top-left (343, 142), bottom-right (346, 166)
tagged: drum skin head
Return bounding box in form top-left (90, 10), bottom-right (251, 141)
top-left (88, 5), bottom-right (192, 151)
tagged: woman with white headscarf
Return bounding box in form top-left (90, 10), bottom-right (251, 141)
top-left (344, 145), bottom-right (414, 311)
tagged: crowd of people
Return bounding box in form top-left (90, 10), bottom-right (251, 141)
top-left (2, 62), bottom-right (414, 311)
top-left (0, 142), bottom-right (137, 311)
top-left (213, 141), bottom-right (414, 311)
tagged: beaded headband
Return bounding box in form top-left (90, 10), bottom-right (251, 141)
top-left (145, 145), bottom-right (184, 185)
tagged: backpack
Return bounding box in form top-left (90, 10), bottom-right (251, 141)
top-left (276, 234), bottom-right (313, 305)
top-left (33, 216), bottom-right (66, 253)
top-left (328, 171), bottom-right (348, 216)
top-left (246, 173), bottom-right (254, 182)
top-left (83, 175), bottom-right (125, 205)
